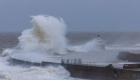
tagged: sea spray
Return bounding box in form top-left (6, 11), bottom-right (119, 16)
top-left (69, 36), bottom-right (105, 52)
top-left (16, 15), bottom-right (67, 54)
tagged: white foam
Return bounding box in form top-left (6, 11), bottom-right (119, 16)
top-left (68, 37), bottom-right (105, 52)
top-left (17, 15), bottom-right (67, 54)
top-left (1, 48), bottom-right (13, 56)
top-left (0, 57), bottom-right (78, 80)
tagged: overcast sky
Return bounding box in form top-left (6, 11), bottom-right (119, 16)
top-left (0, 0), bottom-right (140, 32)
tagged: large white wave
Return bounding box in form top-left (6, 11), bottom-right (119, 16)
top-left (17, 15), bottom-right (67, 54)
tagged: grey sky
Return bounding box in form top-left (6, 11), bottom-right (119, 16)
top-left (0, 0), bottom-right (140, 32)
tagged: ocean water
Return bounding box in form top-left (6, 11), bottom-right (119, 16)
top-left (0, 32), bottom-right (140, 80)
top-left (1, 32), bottom-right (140, 48)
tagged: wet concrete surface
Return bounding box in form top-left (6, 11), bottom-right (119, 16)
top-left (63, 64), bottom-right (140, 80)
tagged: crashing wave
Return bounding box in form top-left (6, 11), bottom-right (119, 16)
top-left (16, 15), bottom-right (67, 55)
top-left (68, 36), bottom-right (105, 52)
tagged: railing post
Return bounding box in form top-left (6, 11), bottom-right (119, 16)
top-left (61, 59), bottom-right (64, 64)
top-left (66, 59), bottom-right (69, 64)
